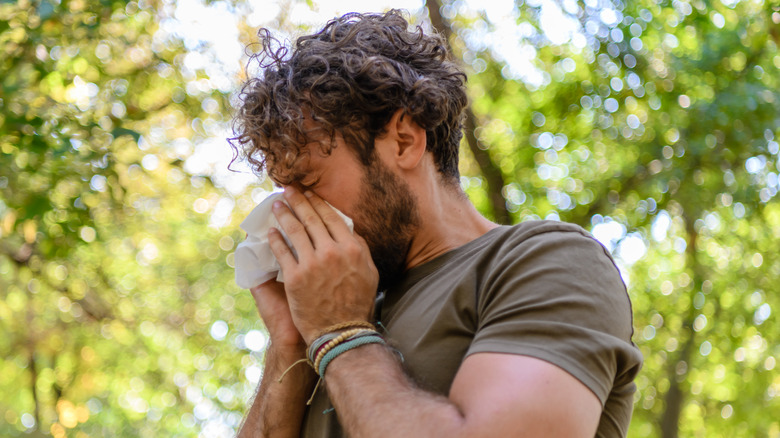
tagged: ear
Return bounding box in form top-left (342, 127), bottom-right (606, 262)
top-left (380, 109), bottom-right (427, 170)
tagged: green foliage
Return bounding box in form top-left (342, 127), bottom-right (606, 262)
top-left (0, 0), bottom-right (269, 436)
top-left (450, 0), bottom-right (780, 436)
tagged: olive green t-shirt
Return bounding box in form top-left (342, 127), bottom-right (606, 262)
top-left (302, 221), bottom-right (643, 437)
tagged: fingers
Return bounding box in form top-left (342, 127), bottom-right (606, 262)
top-left (249, 279), bottom-right (285, 314)
top-left (354, 233), bottom-right (379, 274)
top-left (268, 226), bottom-right (300, 269)
top-left (354, 233), bottom-right (371, 254)
top-left (270, 186), bottom-right (360, 280)
top-left (250, 278), bottom-right (284, 299)
top-left (270, 198), bottom-right (314, 259)
top-left (277, 187), bottom-right (333, 249)
top-left (303, 190), bottom-right (353, 242)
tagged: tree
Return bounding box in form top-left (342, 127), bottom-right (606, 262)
top-left (1, 1), bottom-right (265, 435)
top-left (429, 0), bottom-right (780, 436)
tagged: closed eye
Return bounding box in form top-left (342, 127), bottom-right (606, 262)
top-left (299, 176), bottom-right (321, 191)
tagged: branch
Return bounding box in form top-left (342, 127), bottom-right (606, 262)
top-left (659, 213), bottom-right (701, 438)
top-left (425, 0), bottom-right (511, 225)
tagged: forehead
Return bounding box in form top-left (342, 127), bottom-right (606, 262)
top-left (301, 116), bottom-right (329, 140)
top-left (285, 120), bottom-right (349, 184)
top-left (265, 117), bottom-right (332, 184)
top-left (300, 120), bottom-right (335, 164)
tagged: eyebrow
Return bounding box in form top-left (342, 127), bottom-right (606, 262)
top-left (301, 122), bottom-right (330, 140)
top-left (299, 175), bottom-right (321, 190)
top-left (291, 156), bottom-right (322, 188)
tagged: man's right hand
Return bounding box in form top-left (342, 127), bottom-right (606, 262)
top-left (240, 280), bottom-right (314, 438)
top-left (250, 280), bottom-right (305, 351)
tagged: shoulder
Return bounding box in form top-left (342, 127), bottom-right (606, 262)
top-left (474, 219), bottom-right (635, 350)
top-left (492, 220), bottom-right (605, 249)
top-left (469, 221), bottom-right (642, 406)
top-left (480, 220), bottom-right (619, 277)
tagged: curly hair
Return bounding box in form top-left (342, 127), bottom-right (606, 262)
top-left (230, 10), bottom-right (468, 185)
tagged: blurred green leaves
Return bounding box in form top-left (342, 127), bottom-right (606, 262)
top-left (446, 0), bottom-right (779, 436)
top-left (1, 0), bottom-right (266, 436)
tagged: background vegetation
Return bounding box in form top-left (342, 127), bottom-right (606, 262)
top-left (1, 0), bottom-right (778, 436)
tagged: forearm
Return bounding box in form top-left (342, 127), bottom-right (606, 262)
top-left (324, 344), bottom-right (466, 438)
top-left (238, 344), bottom-right (315, 438)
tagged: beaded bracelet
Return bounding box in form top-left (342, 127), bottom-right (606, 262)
top-left (313, 328), bottom-right (366, 371)
top-left (307, 322), bottom-right (376, 361)
top-left (306, 329), bottom-right (376, 364)
top-left (318, 334), bottom-right (386, 376)
top-left (311, 328), bottom-right (361, 364)
top-left (307, 331), bottom-right (342, 363)
top-left (309, 321), bottom-right (376, 344)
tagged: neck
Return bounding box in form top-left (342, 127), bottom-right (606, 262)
top-left (405, 177), bottom-right (499, 270)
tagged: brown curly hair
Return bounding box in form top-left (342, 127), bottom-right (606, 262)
top-left (230, 10), bottom-right (468, 185)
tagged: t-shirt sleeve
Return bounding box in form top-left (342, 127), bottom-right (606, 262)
top-left (467, 227), bottom-right (643, 404)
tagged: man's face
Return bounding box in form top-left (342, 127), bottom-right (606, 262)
top-left (292, 130), bottom-right (420, 291)
top-left (353, 156), bottom-right (420, 291)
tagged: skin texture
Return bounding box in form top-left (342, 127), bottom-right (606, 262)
top-left (238, 110), bottom-right (602, 437)
top-left (349, 154), bottom-right (421, 291)
top-left (236, 283), bottom-right (313, 438)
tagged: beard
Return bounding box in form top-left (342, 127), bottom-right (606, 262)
top-left (353, 158), bottom-right (421, 291)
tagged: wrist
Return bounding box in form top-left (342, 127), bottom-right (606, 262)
top-left (302, 320), bottom-right (375, 347)
top-left (317, 335), bottom-right (386, 376)
top-left (265, 341), bottom-right (308, 373)
top-left (268, 341), bottom-right (307, 359)
top-left (305, 324), bottom-right (386, 377)
top-left (264, 344), bottom-right (315, 390)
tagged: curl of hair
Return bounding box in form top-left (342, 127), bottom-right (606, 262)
top-left (230, 10), bottom-right (468, 185)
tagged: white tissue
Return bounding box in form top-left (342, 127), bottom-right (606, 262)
top-left (234, 192), bottom-right (354, 288)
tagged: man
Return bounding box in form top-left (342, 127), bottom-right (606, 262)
top-left (231, 10), bottom-right (642, 438)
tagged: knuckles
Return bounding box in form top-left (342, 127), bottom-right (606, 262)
top-left (249, 286), bottom-right (263, 300)
top-left (317, 244), bottom-right (339, 262)
top-left (284, 272), bottom-right (301, 286)
top-left (269, 234), bottom-right (292, 254)
top-left (282, 220), bottom-right (306, 236)
top-left (310, 240), bottom-right (365, 266)
top-left (319, 209), bottom-right (341, 224)
top-left (343, 241), bottom-right (363, 260)
top-left (301, 212), bottom-right (322, 228)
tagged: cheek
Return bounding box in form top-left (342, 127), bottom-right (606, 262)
top-left (315, 183), bottom-right (361, 221)
top-left (338, 196), bottom-right (362, 223)
top-left (310, 148), bottom-right (367, 220)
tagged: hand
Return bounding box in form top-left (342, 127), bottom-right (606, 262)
top-left (268, 187), bottom-right (379, 344)
top-left (250, 280), bottom-right (306, 351)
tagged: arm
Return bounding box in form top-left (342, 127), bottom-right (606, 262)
top-left (237, 282), bottom-right (315, 438)
top-left (268, 187), bottom-right (602, 437)
top-left (324, 346), bottom-right (600, 437)
top-left (238, 344), bottom-right (314, 438)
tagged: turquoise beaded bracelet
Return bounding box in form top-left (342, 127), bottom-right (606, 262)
top-left (317, 335), bottom-right (386, 376)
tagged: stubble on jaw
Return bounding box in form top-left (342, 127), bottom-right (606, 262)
top-left (353, 157), bottom-right (421, 292)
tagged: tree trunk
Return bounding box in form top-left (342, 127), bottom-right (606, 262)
top-left (425, 0), bottom-right (511, 225)
top-left (660, 213), bottom-right (700, 438)
top-left (27, 295), bottom-right (40, 430)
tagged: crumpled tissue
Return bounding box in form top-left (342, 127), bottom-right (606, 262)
top-left (234, 192), bottom-right (354, 289)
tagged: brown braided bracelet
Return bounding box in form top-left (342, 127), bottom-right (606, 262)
top-left (309, 321), bottom-right (376, 345)
top-left (313, 328), bottom-right (367, 373)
